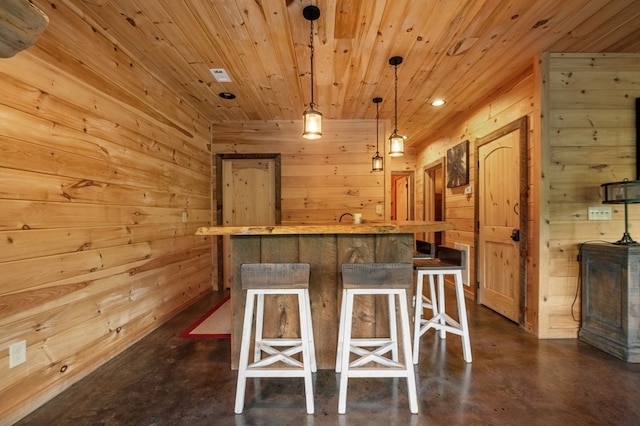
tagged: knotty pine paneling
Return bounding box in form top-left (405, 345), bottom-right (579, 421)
top-left (538, 53), bottom-right (640, 338)
top-left (0, 1), bottom-right (213, 423)
top-left (211, 119), bottom-right (388, 224)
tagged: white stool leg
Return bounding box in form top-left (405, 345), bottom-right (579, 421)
top-left (388, 292), bottom-right (398, 362)
top-left (304, 288), bottom-right (317, 372)
top-left (453, 270), bottom-right (472, 363)
top-left (428, 273), bottom-right (438, 318)
top-left (254, 293), bottom-right (265, 362)
top-left (397, 290), bottom-right (418, 414)
top-left (436, 273), bottom-right (447, 339)
top-left (335, 289), bottom-right (348, 372)
top-left (412, 271), bottom-right (424, 364)
top-left (297, 291), bottom-right (315, 414)
top-left (235, 290), bottom-right (256, 414)
top-left (338, 290), bottom-right (354, 414)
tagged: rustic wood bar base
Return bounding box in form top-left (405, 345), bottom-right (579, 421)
top-left (196, 222), bottom-right (454, 369)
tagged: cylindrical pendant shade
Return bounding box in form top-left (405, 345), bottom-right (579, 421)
top-left (302, 107), bottom-right (322, 139)
top-left (389, 132), bottom-right (405, 157)
top-left (372, 153), bottom-right (383, 171)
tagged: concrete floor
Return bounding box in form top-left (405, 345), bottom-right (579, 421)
top-left (17, 288), bottom-right (640, 426)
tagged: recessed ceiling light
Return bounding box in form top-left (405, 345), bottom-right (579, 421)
top-left (431, 99), bottom-right (446, 107)
top-left (210, 68), bottom-right (232, 82)
top-left (219, 92), bottom-right (236, 100)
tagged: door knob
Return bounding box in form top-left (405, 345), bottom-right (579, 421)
top-left (510, 229), bottom-right (520, 242)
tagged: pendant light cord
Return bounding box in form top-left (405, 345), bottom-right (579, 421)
top-left (376, 101), bottom-right (380, 153)
top-left (309, 18), bottom-right (315, 109)
top-left (393, 64), bottom-right (398, 133)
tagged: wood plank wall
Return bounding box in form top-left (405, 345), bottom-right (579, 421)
top-left (210, 119), bottom-right (391, 223)
top-left (413, 66), bottom-right (537, 332)
top-left (0, 1), bottom-right (213, 423)
top-left (539, 53), bottom-right (640, 338)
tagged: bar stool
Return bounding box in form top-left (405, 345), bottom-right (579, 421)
top-left (234, 263), bottom-right (316, 414)
top-left (336, 262), bottom-right (418, 414)
top-left (413, 246), bottom-right (472, 364)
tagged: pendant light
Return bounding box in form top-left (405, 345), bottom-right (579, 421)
top-left (372, 97), bottom-right (384, 172)
top-left (302, 5), bottom-right (321, 139)
top-left (388, 56), bottom-right (406, 157)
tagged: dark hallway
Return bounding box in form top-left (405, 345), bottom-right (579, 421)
top-left (16, 290), bottom-right (640, 425)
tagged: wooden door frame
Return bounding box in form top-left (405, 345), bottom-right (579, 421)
top-left (474, 117), bottom-right (528, 324)
top-left (215, 153), bottom-right (281, 290)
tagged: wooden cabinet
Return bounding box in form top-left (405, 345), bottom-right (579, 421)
top-left (579, 243), bottom-right (640, 362)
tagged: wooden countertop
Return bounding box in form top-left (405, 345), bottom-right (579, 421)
top-left (196, 220), bottom-right (454, 236)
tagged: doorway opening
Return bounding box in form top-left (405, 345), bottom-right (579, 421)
top-left (391, 171), bottom-right (414, 221)
top-left (423, 160), bottom-right (445, 250)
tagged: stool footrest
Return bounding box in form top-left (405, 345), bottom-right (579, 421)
top-left (346, 368), bottom-right (413, 378)
top-left (258, 338), bottom-right (304, 346)
top-left (245, 368), bottom-right (309, 377)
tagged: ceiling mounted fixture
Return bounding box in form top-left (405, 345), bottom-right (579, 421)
top-left (302, 5), bottom-right (322, 140)
top-left (219, 92), bottom-right (236, 100)
top-left (372, 97), bottom-right (383, 172)
top-left (431, 99), bottom-right (446, 107)
top-left (210, 68), bottom-right (232, 83)
top-left (388, 56), bottom-right (406, 157)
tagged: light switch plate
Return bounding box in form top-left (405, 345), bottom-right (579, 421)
top-left (588, 206), bottom-right (612, 220)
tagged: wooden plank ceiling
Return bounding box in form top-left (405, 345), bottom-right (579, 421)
top-left (64, 0), bottom-right (640, 146)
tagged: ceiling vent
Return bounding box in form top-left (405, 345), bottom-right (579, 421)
top-left (209, 68), bottom-right (232, 82)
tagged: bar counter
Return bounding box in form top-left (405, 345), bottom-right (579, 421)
top-left (196, 221), bottom-right (454, 369)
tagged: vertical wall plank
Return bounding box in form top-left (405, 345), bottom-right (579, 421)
top-left (299, 234), bottom-right (338, 368)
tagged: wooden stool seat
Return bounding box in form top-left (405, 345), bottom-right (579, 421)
top-left (413, 246), bottom-right (472, 364)
top-left (336, 263), bottom-right (418, 414)
top-left (234, 263), bottom-right (316, 414)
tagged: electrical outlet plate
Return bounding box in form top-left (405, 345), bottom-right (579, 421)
top-left (9, 340), bottom-right (26, 368)
top-left (375, 205), bottom-right (383, 214)
top-left (588, 206), bottom-right (612, 221)
top-left (182, 211), bottom-right (188, 223)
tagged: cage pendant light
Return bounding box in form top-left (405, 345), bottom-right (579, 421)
top-left (388, 56), bottom-right (405, 157)
top-left (302, 5), bottom-right (321, 139)
top-left (372, 97), bottom-right (384, 171)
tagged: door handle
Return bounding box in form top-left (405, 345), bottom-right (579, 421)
top-left (510, 229), bottom-right (520, 242)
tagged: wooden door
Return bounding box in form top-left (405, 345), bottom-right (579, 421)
top-left (217, 154), bottom-right (280, 290)
top-left (222, 158), bottom-right (276, 226)
top-left (477, 120), bottom-right (526, 323)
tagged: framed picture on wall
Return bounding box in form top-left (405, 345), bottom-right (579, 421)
top-left (446, 140), bottom-right (469, 188)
